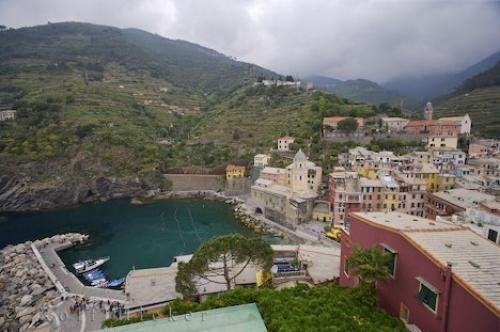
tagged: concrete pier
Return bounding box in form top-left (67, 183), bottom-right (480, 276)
top-left (33, 237), bottom-right (127, 303)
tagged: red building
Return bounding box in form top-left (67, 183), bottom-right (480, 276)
top-left (404, 120), bottom-right (461, 137)
top-left (340, 211), bottom-right (499, 332)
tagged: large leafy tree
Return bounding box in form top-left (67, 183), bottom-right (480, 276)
top-left (337, 117), bottom-right (359, 133)
top-left (175, 234), bottom-right (273, 298)
top-left (348, 246), bottom-right (391, 290)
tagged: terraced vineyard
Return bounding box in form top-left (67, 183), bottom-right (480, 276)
top-left (435, 86), bottom-right (500, 138)
top-left (191, 85), bottom-right (373, 156)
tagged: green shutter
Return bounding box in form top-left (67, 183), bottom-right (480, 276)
top-left (417, 284), bottom-right (437, 311)
top-left (384, 248), bottom-right (396, 276)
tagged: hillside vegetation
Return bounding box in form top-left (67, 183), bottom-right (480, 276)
top-left (0, 22), bottom-right (280, 210)
top-left (187, 85), bottom-right (373, 165)
top-left (104, 285), bottom-right (406, 332)
top-left (306, 76), bottom-right (407, 106)
top-left (0, 22), bottom-right (276, 174)
top-left (435, 62), bottom-right (500, 138)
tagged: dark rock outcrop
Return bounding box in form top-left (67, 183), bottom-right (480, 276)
top-left (0, 159), bottom-right (156, 212)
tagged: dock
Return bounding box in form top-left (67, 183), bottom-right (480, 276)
top-left (33, 237), bottom-right (127, 303)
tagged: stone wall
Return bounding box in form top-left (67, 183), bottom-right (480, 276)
top-left (0, 233), bottom-right (87, 332)
top-left (224, 177), bottom-right (251, 196)
top-left (163, 174), bottom-right (225, 191)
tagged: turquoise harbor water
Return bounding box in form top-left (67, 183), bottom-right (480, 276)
top-left (0, 199), bottom-right (261, 279)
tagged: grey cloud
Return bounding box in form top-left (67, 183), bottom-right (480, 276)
top-left (0, 0), bottom-right (499, 82)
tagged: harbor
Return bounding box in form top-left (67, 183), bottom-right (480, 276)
top-left (0, 197), bottom-right (341, 331)
top-left (34, 235), bottom-right (127, 303)
top-left (0, 230), bottom-right (340, 331)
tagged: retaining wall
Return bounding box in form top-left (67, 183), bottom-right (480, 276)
top-left (164, 174), bottom-right (225, 191)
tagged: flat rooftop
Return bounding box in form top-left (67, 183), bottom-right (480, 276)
top-left (97, 303), bottom-right (267, 332)
top-left (431, 188), bottom-right (496, 209)
top-left (359, 178), bottom-right (383, 187)
top-left (352, 212), bottom-right (458, 232)
top-left (252, 181), bottom-right (291, 197)
top-left (125, 266), bottom-right (180, 310)
top-left (482, 200), bottom-right (500, 211)
top-left (406, 229), bottom-right (500, 310)
top-left (261, 166), bottom-right (285, 174)
top-left (298, 245), bottom-right (340, 283)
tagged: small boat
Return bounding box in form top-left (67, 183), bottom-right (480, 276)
top-left (83, 269), bottom-right (105, 281)
top-left (73, 257), bottom-right (110, 274)
top-left (107, 277), bottom-right (125, 288)
top-left (90, 277), bottom-right (107, 286)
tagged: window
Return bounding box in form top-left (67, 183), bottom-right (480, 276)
top-left (382, 244), bottom-right (397, 277)
top-left (399, 303), bottom-right (410, 323)
top-left (487, 229), bottom-right (498, 243)
top-left (416, 278), bottom-right (439, 313)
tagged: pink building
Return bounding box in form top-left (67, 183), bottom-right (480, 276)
top-left (328, 171), bottom-right (361, 226)
top-left (340, 212), bottom-right (499, 332)
top-left (260, 167), bottom-right (286, 184)
top-left (359, 178), bottom-right (384, 212)
top-left (468, 143), bottom-right (489, 158)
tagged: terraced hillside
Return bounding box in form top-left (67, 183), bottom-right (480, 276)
top-left (0, 22), bottom-right (276, 211)
top-left (435, 63), bottom-right (500, 138)
top-left (188, 85), bottom-right (373, 159)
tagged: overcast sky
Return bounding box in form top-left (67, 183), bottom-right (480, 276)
top-left (1, 0), bottom-right (499, 82)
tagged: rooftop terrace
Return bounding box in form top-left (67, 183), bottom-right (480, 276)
top-left (352, 211), bottom-right (458, 232)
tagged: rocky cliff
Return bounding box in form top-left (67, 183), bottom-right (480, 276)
top-left (0, 159), bottom-right (159, 212)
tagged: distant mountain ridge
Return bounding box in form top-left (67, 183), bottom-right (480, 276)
top-left (0, 21), bottom-right (282, 211)
top-left (0, 22), bottom-right (278, 94)
top-left (305, 75), bottom-right (405, 106)
top-left (384, 50), bottom-right (500, 100)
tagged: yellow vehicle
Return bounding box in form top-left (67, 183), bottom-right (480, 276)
top-left (325, 227), bottom-right (342, 242)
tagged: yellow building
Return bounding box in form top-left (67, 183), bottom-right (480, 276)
top-left (420, 163), bottom-right (440, 192)
top-left (356, 166), bottom-right (378, 180)
top-left (380, 175), bottom-right (400, 211)
top-left (383, 191), bottom-right (399, 211)
top-left (436, 174), bottom-right (456, 192)
top-left (226, 164), bottom-right (246, 179)
top-left (427, 136), bottom-right (458, 149)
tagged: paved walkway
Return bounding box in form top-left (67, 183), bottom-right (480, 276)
top-left (30, 240), bottom-right (127, 331)
top-left (36, 241), bottom-right (127, 303)
top-left (240, 201), bottom-right (341, 248)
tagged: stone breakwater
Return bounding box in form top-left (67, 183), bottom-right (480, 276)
top-left (133, 189), bottom-right (244, 204)
top-left (0, 233), bottom-right (87, 331)
top-left (233, 204), bottom-right (277, 236)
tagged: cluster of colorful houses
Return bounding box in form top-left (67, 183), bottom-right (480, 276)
top-left (323, 101), bottom-right (471, 150)
top-left (225, 106), bottom-right (500, 331)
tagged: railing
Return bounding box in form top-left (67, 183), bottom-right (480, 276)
top-left (273, 270), bottom-right (307, 278)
